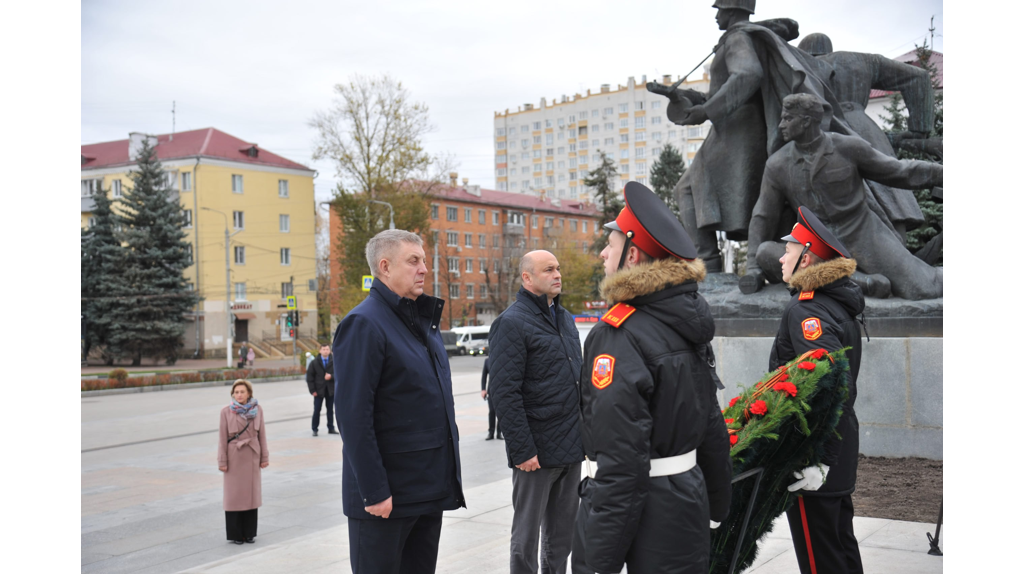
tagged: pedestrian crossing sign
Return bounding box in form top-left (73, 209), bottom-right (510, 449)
top-left (286, 296), bottom-right (296, 310)
top-left (362, 275), bottom-right (373, 291)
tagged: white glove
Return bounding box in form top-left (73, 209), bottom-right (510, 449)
top-left (710, 520), bottom-right (721, 529)
top-left (788, 464), bottom-right (829, 492)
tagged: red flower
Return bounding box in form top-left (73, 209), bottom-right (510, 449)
top-left (725, 418), bottom-right (734, 424)
top-left (798, 361), bottom-right (816, 371)
top-left (773, 382), bottom-right (798, 397)
top-left (729, 397), bottom-right (740, 407)
top-left (749, 400), bottom-right (768, 415)
top-left (810, 349), bottom-right (827, 360)
top-left (778, 373), bottom-right (789, 381)
top-left (730, 435), bottom-right (739, 446)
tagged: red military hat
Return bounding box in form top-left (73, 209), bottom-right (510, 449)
top-left (781, 206), bottom-right (850, 260)
top-left (604, 181), bottom-right (698, 260)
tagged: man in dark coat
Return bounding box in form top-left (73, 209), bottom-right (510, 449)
top-left (489, 249), bottom-right (584, 574)
top-left (769, 206), bottom-right (865, 574)
top-left (480, 356), bottom-right (501, 440)
top-left (305, 342), bottom-right (337, 437)
top-left (572, 182), bottom-right (732, 574)
top-left (332, 229), bottom-right (465, 574)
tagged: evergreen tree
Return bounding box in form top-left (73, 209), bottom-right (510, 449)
top-left (583, 151), bottom-right (622, 254)
top-left (81, 190), bottom-right (126, 364)
top-left (880, 37), bottom-right (943, 263)
top-left (110, 140), bottom-right (199, 365)
top-left (649, 143), bottom-right (686, 220)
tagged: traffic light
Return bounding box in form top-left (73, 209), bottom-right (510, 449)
top-left (289, 328), bottom-right (295, 337)
top-left (294, 310), bottom-right (300, 327)
top-left (286, 312), bottom-right (294, 329)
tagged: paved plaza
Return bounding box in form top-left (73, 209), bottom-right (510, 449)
top-left (82, 355), bottom-right (942, 573)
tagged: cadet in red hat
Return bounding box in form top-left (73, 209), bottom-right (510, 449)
top-left (571, 182), bottom-right (732, 574)
top-left (772, 206), bottom-right (866, 574)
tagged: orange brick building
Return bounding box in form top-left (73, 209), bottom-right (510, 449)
top-left (328, 179), bottom-right (602, 329)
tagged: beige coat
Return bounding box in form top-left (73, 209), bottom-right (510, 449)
top-left (217, 405), bottom-right (268, 511)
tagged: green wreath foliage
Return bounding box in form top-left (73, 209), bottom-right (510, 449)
top-left (709, 348), bottom-right (850, 574)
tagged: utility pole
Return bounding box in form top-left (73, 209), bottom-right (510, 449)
top-left (202, 207), bottom-right (240, 367)
top-left (290, 275), bottom-right (297, 365)
top-left (171, 101), bottom-right (176, 141)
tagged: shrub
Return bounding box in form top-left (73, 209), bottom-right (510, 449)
top-left (110, 369), bottom-right (130, 385)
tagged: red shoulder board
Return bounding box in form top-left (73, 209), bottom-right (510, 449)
top-left (798, 290), bottom-right (815, 301)
top-left (601, 303), bottom-right (636, 328)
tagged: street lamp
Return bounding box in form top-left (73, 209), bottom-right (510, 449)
top-left (367, 199), bottom-right (395, 230)
top-left (202, 207), bottom-right (242, 367)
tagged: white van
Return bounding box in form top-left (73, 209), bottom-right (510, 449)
top-left (451, 326), bottom-right (490, 356)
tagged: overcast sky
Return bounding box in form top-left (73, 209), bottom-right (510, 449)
top-left (82, 0), bottom-right (942, 202)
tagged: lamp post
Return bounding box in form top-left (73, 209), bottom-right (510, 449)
top-left (202, 207), bottom-right (241, 367)
top-left (367, 199), bottom-right (395, 230)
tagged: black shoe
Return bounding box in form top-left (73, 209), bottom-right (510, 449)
top-left (233, 540), bottom-right (244, 545)
top-left (312, 430), bottom-right (318, 437)
top-left (245, 538), bottom-right (255, 543)
top-left (328, 429), bottom-right (339, 434)
top-left (497, 432), bottom-right (503, 440)
top-left (485, 431), bottom-right (494, 440)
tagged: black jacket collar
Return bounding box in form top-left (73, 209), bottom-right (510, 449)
top-left (371, 278), bottom-right (445, 327)
top-left (516, 286), bottom-right (560, 316)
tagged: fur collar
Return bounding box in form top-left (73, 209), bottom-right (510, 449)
top-left (600, 258), bottom-right (706, 305)
top-left (789, 258), bottom-right (857, 292)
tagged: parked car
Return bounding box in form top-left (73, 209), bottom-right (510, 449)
top-left (466, 339), bottom-right (489, 356)
top-left (440, 330), bottom-right (459, 356)
top-left (451, 326), bottom-right (490, 356)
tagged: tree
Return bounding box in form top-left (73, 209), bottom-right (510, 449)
top-left (81, 190), bottom-right (126, 364)
top-left (549, 245), bottom-right (601, 315)
top-left (314, 206), bottom-right (333, 340)
top-left (649, 143), bottom-right (686, 219)
top-left (310, 74), bottom-right (435, 198)
top-left (583, 151), bottom-right (622, 254)
top-left (108, 140), bottom-right (199, 365)
top-left (880, 35), bottom-right (943, 263)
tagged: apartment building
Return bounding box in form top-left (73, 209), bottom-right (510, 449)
top-left (81, 128), bottom-right (317, 358)
top-left (493, 72), bottom-right (712, 199)
top-left (328, 177), bottom-right (601, 329)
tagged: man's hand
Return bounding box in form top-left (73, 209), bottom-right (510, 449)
top-left (312, 391), bottom-right (317, 397)
top-left (516, 455), bottom-right (541, 472)
top-left (480, 390), bottom-right (488, 400)
top-left (365, 496), bottom-right (393, 518)
top-left (325, 374), bottom-right (332, 380)
top-left (680, 104), bottom-right (708, 126)
top-left (260, 461), bottom-right (269, 469)
top-left (788, 464), bottom-right (829, 492)
top-left (219, 466), bottom-right (227, 472)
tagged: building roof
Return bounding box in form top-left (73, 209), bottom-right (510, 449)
top-left (81, 127), bottom-right (313, 172)
top-left (417, 182), bottom-right (601, 217)
top-left (869, 49), bottom-right (943, 99)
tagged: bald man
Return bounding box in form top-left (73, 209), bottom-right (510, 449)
top-left (489, 250), bottom-right (585, 574)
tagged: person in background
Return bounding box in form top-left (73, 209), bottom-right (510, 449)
top-left (480, 356), bottom-right (502, 440)
top-left (218, 379), bottom-right (269, 545)
top-left (247, 345), bottom-right (256, 367)
top-left (306, 342), bottom-right (337, 437)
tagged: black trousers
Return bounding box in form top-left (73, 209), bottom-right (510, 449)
top-left (348, 512), bottom-right (443, 574)
top-left (312, 393), bottom-right (335, 431)
top-left (225, 508), bottom-right (257, 542)
top-left (786, 494), bottom-right (863, 574)
top-left (487, 394), bottom-right (500, 435)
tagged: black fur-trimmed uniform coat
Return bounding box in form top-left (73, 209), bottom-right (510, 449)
top-left (770, 257), bottom-right (864, 496)
top-left (574, 258), bottom-right (732, 574)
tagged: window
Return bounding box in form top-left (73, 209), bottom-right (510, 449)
top-left (545, 119), bottom-right (552, 128)
top-left (533, 135), bottom-right (541, 144)
top-left (557, 147), bottom-right (565, 155)
top-left (580, 154), bottom-right (588, 164)
top-left (448, 257), bottom-right (459, 272)
top-left (637, 176), bottom-right (647, 185)
top-left (183, 209), bottom-right (193, 228)
top-left (559, 218), bottom-right (565, 227)
top-left (570, 171), bottom-right (577, 181)
top-left (494, 259), bottom-right (500, 273)
top-left (620, 118), bottom-right (628, 128)
top-left (449, 284), bottom-right (460, 299)
top-left (235, 282), bottom-right (247, 301)
top-left (464, 208), bottom-right (472, 223)
top-left (532, 238), bottom-right (539, 247)
top-left (180, 173), bottom-right (191, 192)
top-left (479, 233), bottom-right (486, 247)
top-left (277, 214), bottom-right (289, 233)
top-left (495, 154), bottom-right (507, 164)
top-left (636, 147), bottom-right (646, 158)
top-left (570, 219), bottom-right (578, 232)
top-left (604, 107), bottom-right (613, 115)
top-left (547, 176), bottom-right (554, 185)
top-left (509, 212), bottom-right (524, 225)
top-left (447, 231), bottom-right (458, 246)
top-left (479, 258), bottom-right (486, 274)
top-left (635, 117), bottom-right (646, 128)
top-left (533, 149), bottom-right (542, 158)
top-left (480, 283), bottom-right (489, 298)
top-left (622, 163), bottom-right (630, 173)
top-left (637, 161), bottom-right (647, 174)
top-left (652, 147), bottom-right (662, 156)
top-left (466, 284), bottom-right (475, 299)
top-left (547, 161), bottom-right (555, 170)
top-left (111, 179), bottom-right (122, 198)
top-left (278, 179), bottom-right (288, 197)
top-left (688, 126), bottom-right (702, 138)
top-left (531, 215), bottom-right (538, 228)
top-left (653, 132), bottom-right (663, 141)
top-left (652, 101), bottom-right (662, 110)
top-left (533, 164), bottom-right (542, 174)
top-left (509, 126), bottom-right (516, 135)
top-left (432, 230), bottom-right (439, 245)
top-left (582, 221), bottom-right (588, 233)
top-left (568, 128), bottom-right (576, 138)
top-left (620, 149), bottom-right (629, 159)
top-left (546, 148), bottom-right (554, 156)
top-left (618, 103), bottom-right (628, 113)
top-left (81, 178), bottom-right (101, 197)
top-left (280, 248), bottom-right (291, 265)
top-left (233, 211), bottom-right (244, 229)
top-left (558, 174), bottom-right (566, 182)
top-left (465, 259), bottom-right (473, 273)
top-left (496, 127), bottom-right (505, 136)
top-left (582, 241), bottom-right (588, 251)
top-left (492, 234), bottom-right (499, 247)
top-left (447, 206), bottom-right (458, 221)
top-left (281, 282), bottom-right (294, 297)
top-left (569, 158), bottom-right (578, 168)
top-left (186, 243), bottom-right (193, 264)
top-left (545, 217), bottom-right (554, 228)
top-left (620, 134), bottom-right (629, 143)
top-left (533, 121), bottom-right (541, 130)
top-left (569, 143), bottom-right (577, 152)
top-left (232, 174), bottom-right (243, 194)
top-left (635, 101), bottom-right (645, 111)
top-left (431, 204), bottom-right (439, 219)
top-left (234, 246), bottom-right (245, 264)
top-left (522, 139), bottom-right (529, 148)
top-left (635, 131), bottom-right (646, 142)
top-left (579, 126), bottom-right (588, 136)
top-left (592, 124), bottom-right (600, 134)
top-left (689, 142), bottom-right (700, 152)
top-left (605, 138), bottom-right (614, 146)
top-left (465, 233), bottom-right (472, 248)
top-left (605, 122), bottom-right (614, 131)
top-left (535, 177), bottom-right (543, 186)
top-left (652, 116), bottom-right (662, 125)
top-left (478, 209), bottom-right (486, 224)
top-left (669, 130), bottom-right (677, 139)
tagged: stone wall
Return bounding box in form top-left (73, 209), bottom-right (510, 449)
top-left (712, 337), bottom-right (942, 460)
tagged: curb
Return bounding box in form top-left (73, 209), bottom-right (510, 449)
top-left (81, 376), bottom-right (304, 397)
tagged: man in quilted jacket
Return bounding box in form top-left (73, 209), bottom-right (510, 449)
top-left (489, 250), bottom-right (584, 574)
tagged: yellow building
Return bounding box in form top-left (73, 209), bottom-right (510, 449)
top-left (81, 128), bottom-right (317, 358)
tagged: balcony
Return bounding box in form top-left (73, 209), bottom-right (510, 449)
top-left (543, 226), bottom-right (564, 238)
top-left (504, 223), bottom-right (525, 235)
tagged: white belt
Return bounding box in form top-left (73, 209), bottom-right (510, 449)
top-left (584, 450), bottom-right (696, 479)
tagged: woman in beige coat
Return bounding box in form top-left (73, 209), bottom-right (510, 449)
top-left (218, 380), bottom-right (269, 544)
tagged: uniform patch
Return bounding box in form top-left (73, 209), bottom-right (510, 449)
top-left (802, 317), bottom-right (823, 341)
top-left (592, 354), bottom-right (616, 389)
top-left (798, 290), bottom-right (815, 301)
top-left (601, 303), bottom-right (636, 328)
